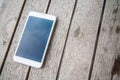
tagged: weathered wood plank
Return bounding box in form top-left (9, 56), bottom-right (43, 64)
top-left (0, 0), bottom-right (49, 79)
top-left (57, 0), bottom-right (104, 80)
top-left (28, 0), bottom-right (76, 80)
top-left (0, 0), bottom-right (25, 71)
top-left (91, 0), bottom-right (120, 80)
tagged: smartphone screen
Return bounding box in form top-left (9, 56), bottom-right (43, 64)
top-left (16, 16), bottom-right (53, 62)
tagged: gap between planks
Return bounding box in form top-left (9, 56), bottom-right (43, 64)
top-left (55, 0), bottom-right (77, 80)
top-left (0, 0), bottom-right (27, 75)
top-left (57, 0), bottom-right (105, 79)
top-left (90, 0), bottom-right (120, 79)
top-left (88, 0), bottom-right (107, 80)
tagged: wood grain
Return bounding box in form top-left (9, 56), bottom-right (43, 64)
top-left (0, 0), bottom-right (24, 70)
top-left (0, 0), bottom-right (49, 80)
top-left (28, 0), bottom-right (76, 80)
top-left (57, 0), bottom-right (104, 80)
top-left (91, 0), bottom-right (120, 80)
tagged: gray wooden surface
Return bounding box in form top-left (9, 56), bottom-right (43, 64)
top-left (58, 0), bottom-right (104, 80)
top-left (91, 0), bottom-right (120, 80)
top-left (0, 0), bottom-right (120, 80)
top-left (0, 0), bottom-right (25, 70)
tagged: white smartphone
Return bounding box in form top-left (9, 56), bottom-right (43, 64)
top-left (13, 11), bottom-right (56, 68)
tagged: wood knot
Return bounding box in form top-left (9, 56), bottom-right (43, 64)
top-left (112, 56), bottom-right (120, 76)
top-left (74, 27), bottom-right (80, 37)
top-left (116, 26), bottom-right (120, 34)
top-left (112, 7), bottom-right (118, 14)
top-left (102, 27), bottom-right (106, 32)
top-left (103, 47), bottom-right (107, 52)
top-left (3, 41), bottom-right (6, 45)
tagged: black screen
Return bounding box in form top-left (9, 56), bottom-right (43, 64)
top-left (16, 16), bottom-right (53, 62)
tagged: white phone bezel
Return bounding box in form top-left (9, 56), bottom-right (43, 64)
top-left (13, 11), bottom-right (56, 68)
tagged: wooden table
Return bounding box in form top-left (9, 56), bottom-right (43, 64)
top-left (0, 0), bottom-right (120, 80)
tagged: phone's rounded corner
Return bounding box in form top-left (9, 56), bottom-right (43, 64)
top-left (35, 65), bottom-right (42, 68)
top-left (34, 63), bottom-right (43, 68)
top-left (50, 15), bottom-right (56, 22)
